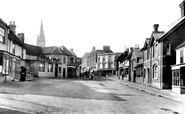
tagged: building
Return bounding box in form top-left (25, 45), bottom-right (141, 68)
top-left (36, 21), bottom-right (45, 47)
top-left (96, 52), bottom-right (122, 76)
top-left (42, 46), bottom-right (68, 78)
top-left (0, 20), bottom-right (26, 82)
top-left (171, 41), bottom-right (185, 94)
top-left (60, 45), bottom-right (77, 78)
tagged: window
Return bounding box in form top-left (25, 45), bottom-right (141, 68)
top-left (180, 50), bottom-right (184, 64)
top-left (153, 43), bottom-right (158, 57)
top-left (108, 63), bottom-right (111, 68)
top-left (103, 57), bottom-right (105, 61)
top-left (47, 63), bottom-right (53, 72)
top-left (103, 64), bottom-right (105, 69)
top-left (147, 48), bottom-right (150, 59)
top-left (39, 62), bottom-right (45, 72)
top-left (59, 67), bottom-right (61, 73)
top-left (153, 65), bottom-right (158, 79)
top-left (63, 57), bottom-right (66, 64)
top-left (21, 48), bottom-right (24, 58)
top-left (98, 57), bottom-right (100, 62)
top-left (0, 27), bottom-right (5, 43)
top-left (166, 43), bottom-right (171, 55)
top-left (12, 43), bottom-right (15, 55)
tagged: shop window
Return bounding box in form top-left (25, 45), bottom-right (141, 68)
top-left (0, 27), bottom-right (5, 43)
top-left (153, 64), bottom-right (158, 79)
top-left (172, 70), bottom-right (180, 86)
top-left (180, 50), bottom-right (184, 64)
top-left (59, 67), bottom-right (61, 73)
top-left (47, 63), bottom-right (53, 72)
top-left (39, 62), bottom-right (45, 72)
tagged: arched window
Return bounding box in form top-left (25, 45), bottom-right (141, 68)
top-left (153, 64), bottom-right (158, 79)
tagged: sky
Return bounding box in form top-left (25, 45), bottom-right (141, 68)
top-left (0, 0), bottom-right (183, 57)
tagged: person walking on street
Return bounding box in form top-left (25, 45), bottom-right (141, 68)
top-left (20, 66), bottom-right (26, 82)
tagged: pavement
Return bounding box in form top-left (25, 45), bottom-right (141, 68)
top-left (107, 75), bottom-right (185, 104)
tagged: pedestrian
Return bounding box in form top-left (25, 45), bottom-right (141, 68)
top-left (20, 66), bottom-right (26, 82)
top-left (121, 71), bottom-right (124, 80)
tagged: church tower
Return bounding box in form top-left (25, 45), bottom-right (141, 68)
top-left (36, 21), bottom-right (46, 47)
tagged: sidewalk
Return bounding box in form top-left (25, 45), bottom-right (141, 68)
top-left (108, 75), bottom-right (185, 104)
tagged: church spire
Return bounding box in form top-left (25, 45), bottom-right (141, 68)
top-left (36, 20), bottom-right (46, 47)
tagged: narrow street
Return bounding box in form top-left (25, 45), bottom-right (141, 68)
top-left (0, 76), bottom-right (185, 114)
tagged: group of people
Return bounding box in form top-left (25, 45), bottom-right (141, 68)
top-left (79, 71), bottom-right (93, 80)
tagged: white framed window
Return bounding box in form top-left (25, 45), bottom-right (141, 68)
top-left (12, 42), bottom-right (15, 55)
top-left (39, 62), bottom-right (45, 72)
top-left (47, 63), bottom-right (53, 72)
top-left (63, 57), bottom-right (66, 64)
top-left (153, 64), bottom-right (158, 79)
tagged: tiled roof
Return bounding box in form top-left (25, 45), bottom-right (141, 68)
top-left (42, 46), bottom-right (55, 54)
top-left (0, 18), bottom-right (10, 28)
top-left (24, 43), bottom-right (44, 57)
top-left (176, 40), bottom-right (185, 49)
top-left (42, 46), bottom-right (64, 54)
top-left (60, 45), bottom-right (75, 56)
top-left (158, 17), bottom-right (185, 42)
top-left (8, 30), bottom-right (25, 48)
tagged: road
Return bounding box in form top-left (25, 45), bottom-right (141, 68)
top-left (0, 76), bottom-right (185, 114)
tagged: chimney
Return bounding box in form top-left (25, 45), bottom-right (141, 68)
top-left (180, 0), bottom-right (185, 17)
top-left (103, 45), bottom-right (110, 51)
top-left (134, 44), bottom-right (140, 51)
top-left (9, 21), bottom-right (16, 34)
top-left (92, 46), bottom-right (96, 51)
top-left (70, 48), bottom-right (74, 53)
top-left (17, 33), bottom-right (25, 43)
top-left (153, 24), bottom-right (159, 32)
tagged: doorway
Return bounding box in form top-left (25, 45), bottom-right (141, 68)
top-left (55, 64), bottom-right (58, 77)
top-left (63, 68), bottom-right (66, 78)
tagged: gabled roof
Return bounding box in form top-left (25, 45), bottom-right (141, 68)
top-left (115, 51), bottom-right (128, 62)
top-left (141, 38), bottom-right (150, 50)
top-left (149, 32), bottom-right (164, 47)
top-left (24, 43), bottom-right (44, 57)
top-left (0, 18), bottom-right (10, 29)
top-left (60, 45), bottom-right (75, 56)
top-left (42, 46), bottom-right (64, 55)
top-left (131, 51), bottom-right (143, 60)
top-left (8, 30), bottom-right (25, 48)
top-left (158, 17), bottom-right (185, 42)
top-left (176, 40), bottom-right (185, 49)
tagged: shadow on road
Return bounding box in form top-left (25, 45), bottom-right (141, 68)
top-left (0, 107), bottom-right (29, 114)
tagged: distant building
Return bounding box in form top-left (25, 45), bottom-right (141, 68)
top-left (36, 21), bottom-right (45, 47)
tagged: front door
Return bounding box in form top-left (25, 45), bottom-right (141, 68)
top-left (63, 68), bottom-right (66, 78)
top-left (55, 64), bottom-right (58, 77)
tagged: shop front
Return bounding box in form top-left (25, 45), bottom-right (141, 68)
top-left (0, 50), bottom-right (21, 82)
top-left (171, 64), bottom-right (185, 94)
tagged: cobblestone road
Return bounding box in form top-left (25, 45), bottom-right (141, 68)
top-left (0, 76), bottom-right (185, 114)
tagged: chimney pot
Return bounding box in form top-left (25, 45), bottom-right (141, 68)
top-left (153, 24), bottom-right (159, 32)
top-left (180, 0), bottom-right (185, 17)
top-left (9, 21), bottom-right (16, 34)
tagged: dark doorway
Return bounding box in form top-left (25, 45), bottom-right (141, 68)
top-left (55, 64), bottom-right (58, 77)
top-left (63, 68), bottom-right (66, 78)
